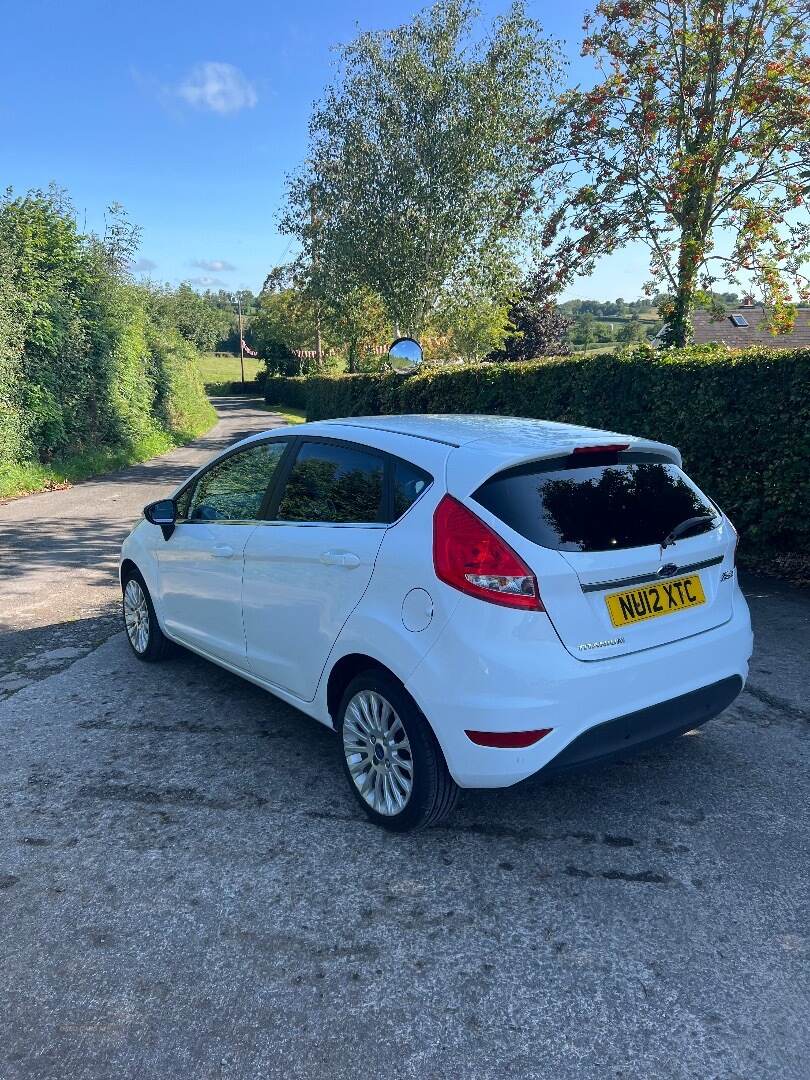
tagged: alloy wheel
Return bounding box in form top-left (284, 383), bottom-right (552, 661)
top-left (123, 579), bottom-right (150, 654)
top-left (342, 690), bottom-right (414, 816)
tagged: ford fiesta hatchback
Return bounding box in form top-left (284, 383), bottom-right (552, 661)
top-left (120, 414), bottom-right (753, 830)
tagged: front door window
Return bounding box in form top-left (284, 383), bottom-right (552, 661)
top-left (188, 441), bottom-right (289, 522)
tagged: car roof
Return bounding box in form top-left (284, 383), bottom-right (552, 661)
top-left (237, 414), bottom-right (681, 475)
top-left (320, 414), bottom-right (673, 455)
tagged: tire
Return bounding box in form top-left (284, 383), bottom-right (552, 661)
top-left (122, 568), bottom-right (171, 662)
top-left (336, 670), bottom-right (459, 831)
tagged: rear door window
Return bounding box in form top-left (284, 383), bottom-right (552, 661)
top-left (474, 457), bottom-right (719, 552)
top-left (275, 440), bottom-right (385, 524)
top-left (391, 459), bottom-right (432, 520)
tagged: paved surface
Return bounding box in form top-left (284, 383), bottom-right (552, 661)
top-left (0, 397), bottom-right (279, 695)
top-left (0, 401), bottom-right (808, 1079)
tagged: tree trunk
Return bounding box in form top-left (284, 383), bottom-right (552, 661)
top-left (347, 342), bottom-right (358, 373)
top-left (663, 225), bottom-right (701, 348)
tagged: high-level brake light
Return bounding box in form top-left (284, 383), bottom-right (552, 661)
top-left (571, 443), bottom-right (629, 455)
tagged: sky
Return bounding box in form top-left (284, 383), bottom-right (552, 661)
top-left (0, 0), bottom-right (652, 301)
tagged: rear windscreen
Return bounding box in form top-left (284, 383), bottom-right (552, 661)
top-left (474, 457), bottom-right (719, 552)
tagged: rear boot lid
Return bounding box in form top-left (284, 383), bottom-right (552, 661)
top-left (471, 447), bottom-right (737, 661)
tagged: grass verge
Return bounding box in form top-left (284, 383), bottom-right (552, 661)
top-left (261, 404), bottom-right (307, 425)
top-left (0, 410), bottom-right (216, 501)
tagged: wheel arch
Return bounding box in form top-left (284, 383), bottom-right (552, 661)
top-left (326, 653), bottom-right (397, 722)
top-left (119, 558), bottom-right (140, 588)
top-left (324, 652), bottom-right (451, 770)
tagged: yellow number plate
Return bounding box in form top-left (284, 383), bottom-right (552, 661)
top-left (605, 574), bottom-right (706, 628)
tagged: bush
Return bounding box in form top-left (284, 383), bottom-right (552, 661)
top-left (148, 325), bottom-right (216, 442)
top-left (271, 345), bottom-right (810, 578)
top-left (0, 188), bottom-right (216, 497)
top-left (264, 375), bottom-right (311, 410)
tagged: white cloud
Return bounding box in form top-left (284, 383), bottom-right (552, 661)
top-left (191, 258), bottom-right (236, 272)
top-left (177, 62), bottom-right (257, 115)
top-left (188, 275), bottom-right (226, 289)
top-left (130, 257), bottom-right (157, 273)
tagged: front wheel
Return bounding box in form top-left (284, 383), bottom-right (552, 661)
top-left (122, 571), bottom-right (171, 662)
top-left (337, 671), bottom-right (459, 831)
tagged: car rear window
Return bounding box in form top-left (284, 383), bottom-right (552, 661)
top-left (474, 456), bottom-right (720, 552)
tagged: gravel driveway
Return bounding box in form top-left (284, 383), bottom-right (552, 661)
top-left (1, 398), bottom-right (808, 1079)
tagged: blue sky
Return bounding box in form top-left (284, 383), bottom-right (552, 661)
top-left (0, 0), bottom-right (651, 300)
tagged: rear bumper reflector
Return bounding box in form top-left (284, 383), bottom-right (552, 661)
top-left (465, 728), bottom-right (552, 749)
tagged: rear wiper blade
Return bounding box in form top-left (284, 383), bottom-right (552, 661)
top-left (661, 514), bottom-right (717, 549)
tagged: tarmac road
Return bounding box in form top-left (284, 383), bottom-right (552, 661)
top-left (0, 396), bottom-right (280, 695)
top-left (0, 398), bottom-right (808, 1079)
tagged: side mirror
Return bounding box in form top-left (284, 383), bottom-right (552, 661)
top-left (388, 336), bottom-right (423, 373)
top-left (144, 498), bottom-right (177, 541)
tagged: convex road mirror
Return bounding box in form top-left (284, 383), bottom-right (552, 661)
top-left (388, 337), bottom-right (423, 373)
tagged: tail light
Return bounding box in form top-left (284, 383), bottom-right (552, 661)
top-left (433, 495), bottom-right (543, 610)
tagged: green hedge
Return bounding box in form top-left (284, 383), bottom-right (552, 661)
top-left (264, 375), bottom-right (310, 410)
top-left (0, 190), bottom-right (216, 498)
top-left (267, 346), bottom-right (810, 579)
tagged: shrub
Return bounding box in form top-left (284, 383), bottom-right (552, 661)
top-left (0, 189), bottom-right (216, 497)
top-left (264, 375), bottom-right (311, 410)
top-left (270, 345), bottom-right (810, 577)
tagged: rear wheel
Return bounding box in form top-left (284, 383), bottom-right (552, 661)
top-left (336, 671), bottom-right (459, 831)
top-left (122, 571), bottom-right (171, 662)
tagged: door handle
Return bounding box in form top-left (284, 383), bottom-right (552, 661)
top-left (320, 550), bottom-right (361, 568)
top-left (212, 544), bottom-right (235, 558)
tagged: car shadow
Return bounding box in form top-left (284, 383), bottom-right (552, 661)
top-left (95, 634), bottom-right (744, 852)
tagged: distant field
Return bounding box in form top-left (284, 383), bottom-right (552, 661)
top-left (569, 342), bottom-right (621, 355)
top-left (197, 352), bottom-right (265, 393)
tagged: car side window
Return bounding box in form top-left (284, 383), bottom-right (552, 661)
top-left (175, 485), bottom-right (193, 521)
top-left (391, 458), bottom-right (432, 520)
top-left (275, 441), bottom-right (385, 524)
top-left (187, 441), bottom-right (288, 523)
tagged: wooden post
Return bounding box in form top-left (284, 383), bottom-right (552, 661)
top-left (237, 293), bottom-right (245, 390)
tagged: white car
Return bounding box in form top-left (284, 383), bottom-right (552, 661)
top-left (120, 414), bottom-right (753, 831)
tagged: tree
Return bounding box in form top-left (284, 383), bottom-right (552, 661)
top-left (281, 0), bottom-right (563, 335)
top-left (323, 286), bottom-right (391, 372)
top-left (593, 320), bottom-right (616, 343)
top-left (251, 282), bottom-right (322, 373)
top-left (436, 286), bottom-right (512, 363)
top-left (0, 187), bottom-right (214, 471)
top-left (150, 283), bottom-right (231, 352)
top-left (573, 311), bottom-right (596, 347)
top-left (537, 0), bottom-right (810, 345)
top-left (617, 315), bottom-right (645, 343)
top-left (489, 280), bottom-right (572, 361)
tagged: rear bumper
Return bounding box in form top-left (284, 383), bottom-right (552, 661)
top-left (543, 675), bottom-right (743, 774)
top-left (405, 586), bottom-right (752, 788)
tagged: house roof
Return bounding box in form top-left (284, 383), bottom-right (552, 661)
top-left (691, 306), bottom-right (810, 348)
